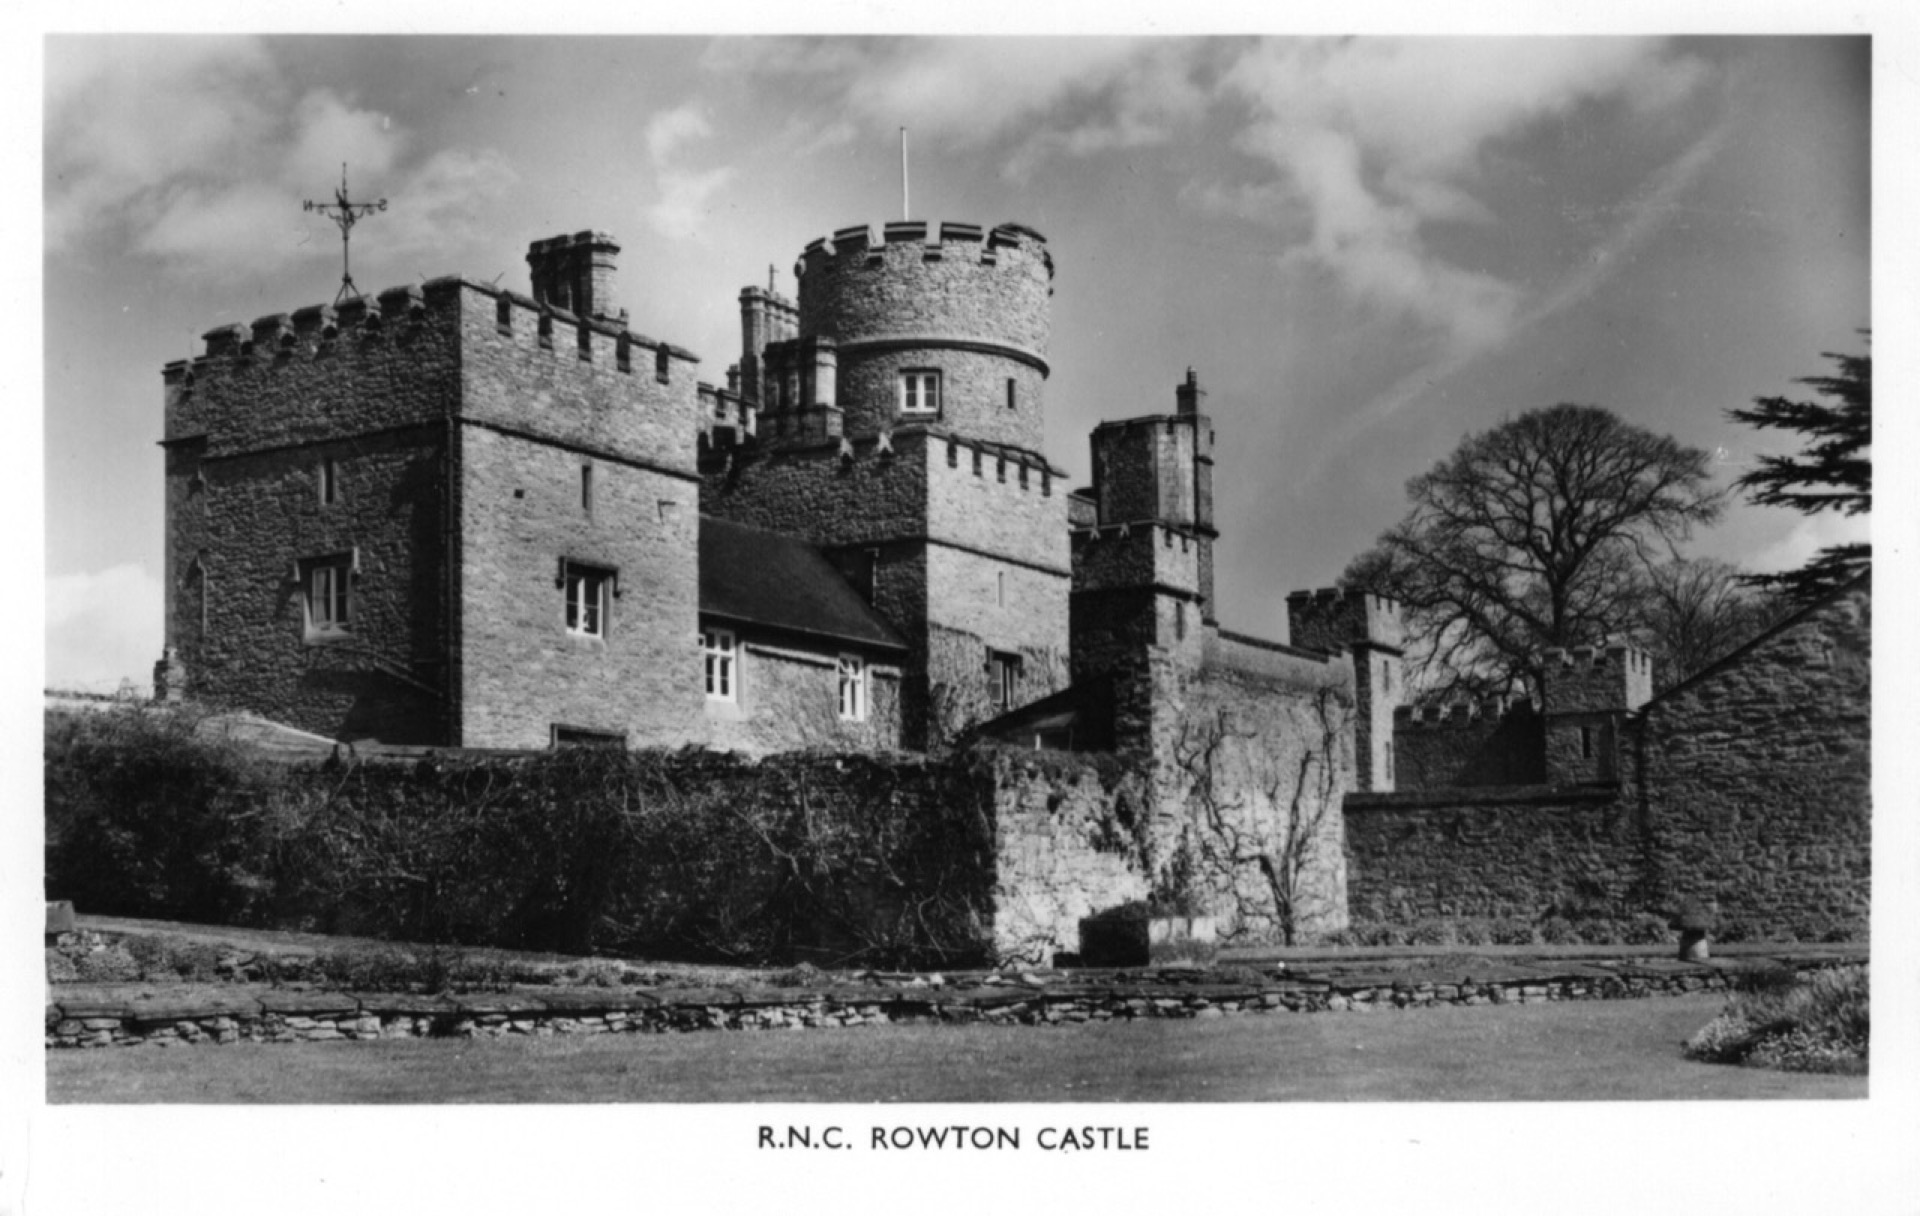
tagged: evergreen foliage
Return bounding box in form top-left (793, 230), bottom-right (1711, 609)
top-left (1727, 344), bottom-right (1871, 601)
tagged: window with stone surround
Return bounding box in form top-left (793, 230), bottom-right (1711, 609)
top-left (989, 649), bottom-right (1022, 713)
top-left (563, 561), bottom-right (613, 638)
top-left (898, 369), bottom-right (940, 416)
top-left (703, 627), bottom-right (737, 702)
top-left (838, 654), bottom-right (867, 722)
top-left (318, 456), bottom-right (339, 506)
top-left (301, 553), bottom-right (353, 643)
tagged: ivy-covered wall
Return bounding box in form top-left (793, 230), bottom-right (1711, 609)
top-left (44, 708), bottom-right (1159, 966)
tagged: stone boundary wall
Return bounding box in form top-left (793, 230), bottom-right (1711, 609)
top-left (1344, 785), bottom-right (1642, 926)
top-left (47, 954), bottom-right (1859, 1049)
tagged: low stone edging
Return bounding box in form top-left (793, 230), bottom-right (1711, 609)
top-left (46, 954), bottom-right (1861, 1050)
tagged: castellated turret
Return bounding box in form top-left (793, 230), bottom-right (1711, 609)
top-left (701, 220), bottom-right (1070, 750)
top-left (1286, 587), bottom-right (1405, 792)
top-left (1540, 641), bottom-right (1653, 785)
top-left (742, 221), bottom-right (1055, 451)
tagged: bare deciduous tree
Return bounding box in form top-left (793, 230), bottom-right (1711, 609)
top-left (1343, 403), bottom-right (1722, 702)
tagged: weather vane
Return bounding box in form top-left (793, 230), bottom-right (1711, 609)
top-left (303, 163), bottom-right (388, 305)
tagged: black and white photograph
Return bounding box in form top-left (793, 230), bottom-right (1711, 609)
top-left (13, 10), bottom-right (1916, 1215)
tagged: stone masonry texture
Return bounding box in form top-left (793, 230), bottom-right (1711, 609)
top-left (1637, 581), bottom-right (1870, 939)
top-left (797, 222), bottom-right (1052, 450)
top-left (1345, 581), bottom-right (1871, 941)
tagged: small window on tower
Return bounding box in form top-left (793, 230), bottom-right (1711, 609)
top-left (319, 457), bottom-right (338, 506)
top-left (898, 370), bottom-right (941, 415)
top-left (1006, 378), bottom-right (1017, 410)
top-left (563, 561), bottom-right (614, 638)
top-left (300, 554), bottom-right (353, 643)
top-left (1580, 725), bottom-right (1595, 759)
top-left (581, 464), bottom-right (594, 515)
top-left (989, 650), bottom-right (1023, 713)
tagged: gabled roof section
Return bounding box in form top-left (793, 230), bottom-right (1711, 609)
top-left (698, 517), bottom-right (907, 654)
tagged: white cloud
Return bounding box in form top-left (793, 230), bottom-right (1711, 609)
top-left (45, 564), bottom-right (164, 695)
top-left (1750, 513), bottom-right (1871, 578)
top-left (1222, 37), bottom-right (1707, 356)
top-left (47, 39), bottom-right (514, 271)
top-left (46, 36), bottom-right (280, 250)
top-left (646, 105), bottom-right (712, 165)
top-left (713, 37), bottom-right (1205, 178)
top-left (640, 103), bottom-right (732, 242)
top-left (646, 166), bottom-right (737, 242)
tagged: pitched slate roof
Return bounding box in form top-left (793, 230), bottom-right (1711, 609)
top-left (698, 517), bottom-right (907, 654)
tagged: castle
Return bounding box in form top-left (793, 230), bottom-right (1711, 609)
top-left (154, 216), bottom-right (1870, 950)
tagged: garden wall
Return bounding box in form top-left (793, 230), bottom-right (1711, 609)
top-left (44, 707), bottom-right (1157, 966)
top-left (1636, 579), bottom-right (1871, 941)
top-left (1342, 786), bottom-right (1651, 937)
top-left (1343, 579), bottom-right (1871, 944)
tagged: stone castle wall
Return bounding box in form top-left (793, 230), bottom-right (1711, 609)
top-left (456, 426), bottom-right (702, 749)
top-left (1148, 658), bottom-right (1356, 942)
top-left (1344, 581), bottom-right (1872, 941)
top-left (163, 277), bottom-right (709, 749)
top-left (1393, 700), bottom-right (1545, 789)
top-left (989, 752), bottom-right (1154, 962)
top-left (1638, 581), bottom-right (1871, 940)
top-left (165, 426), bottom-right (450, 743)
top-left (1345, 785), bottom-right (1644, 925)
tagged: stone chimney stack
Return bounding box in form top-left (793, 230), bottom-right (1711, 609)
top-left (526, 231), bottom-right (623, 323)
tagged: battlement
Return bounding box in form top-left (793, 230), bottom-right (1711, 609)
top-left (797, 220), bottom-right (1053, 282)
top-left (1070, 519), bottom-right (1205, 600)
top-left (164, 272), bottom-right (704, 470)
top-left (1540, 641), bottom-right (1654, 715)
top-left (170, 277), bottom-right (697, 380)
top-left (1395, 694), bottom-right (1534, 729)
top-left (1285, 587), bottom-right (1405, 655)
top-left (697, 381), bottom-right (757, 449)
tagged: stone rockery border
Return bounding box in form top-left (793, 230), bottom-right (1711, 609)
top-left (48, 949), bottom-right (1863, 1050)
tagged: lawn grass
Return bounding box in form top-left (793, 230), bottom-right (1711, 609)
top-left (48, 994), bottom-right (1864, 1104)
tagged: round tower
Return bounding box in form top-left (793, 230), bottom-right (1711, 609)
top-left (793, 220), bottom-right (1053, 450)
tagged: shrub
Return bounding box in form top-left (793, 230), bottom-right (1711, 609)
top-left (1538, 917), bottom-right (1583, 945)
top-left (45, 718), bottom-right (1004, 969)
top-left (1397, 919), bottom-right (1449, 947)
top-left (45, 707), bottom-right (285, 926)
top-left (1490, 918), bottom-right (1538, 946)
top-left (1685, 965), bottom-right (1868, 1074)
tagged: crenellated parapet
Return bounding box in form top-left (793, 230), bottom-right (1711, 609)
top-left (1540, 641), bottom-right (1654, 716)
top-left (786, 220), bottom-right (1053, 450)
top-left (1395, 694), bottom-right (1535, 729)
top-left (165, 269), bottom-right (702, 473)
top-left (1071, 519), bottom-right (1205, 602)
top-left (1538, 641), bottom-right (1653, 786)
top-left (1285, 587), bottom-right (1405, 657)
top-left (697, 380), bottom-right (757, 450)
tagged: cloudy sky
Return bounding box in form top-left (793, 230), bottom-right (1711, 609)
top-left (42, 32), bottom-right (1874, 692)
